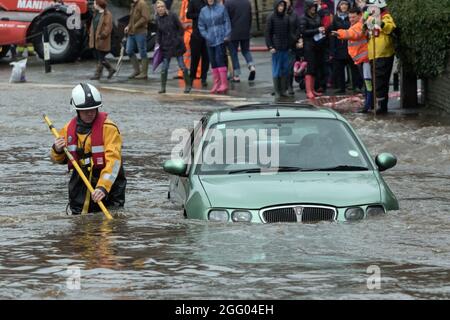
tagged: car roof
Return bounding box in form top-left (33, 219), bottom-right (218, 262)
top-left (207, 103), bottom-right (346, 125)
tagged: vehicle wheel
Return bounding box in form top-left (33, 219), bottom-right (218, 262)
top-left (0, 45), bottom-right (11, 59)
top-left (32, 12), bottom-right (81, 63)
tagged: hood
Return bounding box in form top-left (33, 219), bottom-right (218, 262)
top-left (273, 0), bottom-right (287, 13)
top-left (337, 0), bottom-right (350, 13)
top-left (304, 0), bottom-right (317, 11)
top-left (199, 171), bottom-right (382, 209)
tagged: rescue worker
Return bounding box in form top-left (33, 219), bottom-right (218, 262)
top-left (51, 83), bottom-right (126, 215)
top-left (364, 0), bottom-right (396, 114)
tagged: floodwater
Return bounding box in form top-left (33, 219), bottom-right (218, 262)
top-left (0, 86), bottom-right (449, 299)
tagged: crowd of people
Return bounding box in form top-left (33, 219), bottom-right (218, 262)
top-left (88, 0), bottom-right (397, 113)
top-left (88, 0), bottom-right (254, 95)
top-left (265, 0), bottom-right (397, 113)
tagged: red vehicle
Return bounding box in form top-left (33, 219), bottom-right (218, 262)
top-left (0, 0), bottom-right (156, 63)
top-left (0, 0), bottom-right (93, 62)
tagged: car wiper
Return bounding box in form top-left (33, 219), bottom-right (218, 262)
top-left (275, 166), bottom-right (305, 172)
top-left (303, 165), bottom-right (369, 171)
top-left (228, 168), bottom-right (263, 174)
top-left (228, 166), bottom-right (306, 174)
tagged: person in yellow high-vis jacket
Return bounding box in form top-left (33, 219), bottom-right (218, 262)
top-left (51, 83), bottom-right (126, 215)
top-left (364, 0), bottom-right (396, 114)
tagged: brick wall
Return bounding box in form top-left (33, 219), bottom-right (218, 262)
top-left (426, 57), bottom-right (450, 112)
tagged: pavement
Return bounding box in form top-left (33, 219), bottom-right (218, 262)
top-left (0, 36), bottom-right (413, 115)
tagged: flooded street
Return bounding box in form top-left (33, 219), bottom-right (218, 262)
top-left (0, 85), bottom-right (449, 300)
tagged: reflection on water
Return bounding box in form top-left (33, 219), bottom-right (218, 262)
top-left (0, 88), bottom-right (449, 299)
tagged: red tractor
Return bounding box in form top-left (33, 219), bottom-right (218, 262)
top-left (0, 0), bottom-right (155, 63)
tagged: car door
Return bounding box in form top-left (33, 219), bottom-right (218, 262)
top-left (171, 116), bottom-right (207, 208)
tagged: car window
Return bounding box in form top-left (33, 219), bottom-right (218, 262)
top-left (196, 118), bottom-right (371, 174)
top-left (183, 116), bottom-right (207, 175)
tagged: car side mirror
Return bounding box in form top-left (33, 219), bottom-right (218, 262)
top-left (163, 159), bottom-right (188, 177)
top-left (375, 153), bottom-right (397, 172)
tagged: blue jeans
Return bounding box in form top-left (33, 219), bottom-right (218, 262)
top-left (161, 56), bottom-right (187, 73)
top-left (126, 34), bottom-right (147, 59)
top-left (207, 44), bottom-right (226, 69)
top-left (228, 39), bottom-right (254, 76)
top-left (272, 50), bottom-right (289, 78)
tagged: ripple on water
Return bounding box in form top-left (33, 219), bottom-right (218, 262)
top-left (0, 89), bottom-right (449, 299)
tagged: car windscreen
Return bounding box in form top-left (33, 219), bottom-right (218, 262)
top-left (195, 118), bottom-right (371, 175)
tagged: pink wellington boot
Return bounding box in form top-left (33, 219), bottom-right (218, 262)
top-left (210, 68), bottom-right (220, 94)
top-left (217, 66), bottom-right (229, 94)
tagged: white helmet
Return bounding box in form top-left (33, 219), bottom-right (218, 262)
top-left (70, 83), bottom-right (103, 110)
top-left (367, 0), bottom-right (386, 8)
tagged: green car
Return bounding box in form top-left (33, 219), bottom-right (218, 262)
top-left (163, 104), bottom-right (399, 223)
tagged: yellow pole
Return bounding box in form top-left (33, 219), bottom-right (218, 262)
top-left (43, 114), bottom-right (113, 220)
top-left (372, 31), bottom-right (377, 117)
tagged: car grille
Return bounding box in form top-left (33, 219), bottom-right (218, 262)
top-left (301, 207), bottom-right (335, 222)
top-left (261, 206), bottom-right (336, 223)
top-left (262, 207), bottom-right (297, 223)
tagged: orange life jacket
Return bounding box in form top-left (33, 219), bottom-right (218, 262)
top-left (66, 112), bottom-right (107, 170)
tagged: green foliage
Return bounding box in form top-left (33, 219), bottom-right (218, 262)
top-left (389, 0), bottom-right (450, 78)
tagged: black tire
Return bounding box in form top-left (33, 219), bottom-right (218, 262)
top-left (32, 12), bottom-right (82, 63)
top-left (0, 45), bottom-right (11, 60)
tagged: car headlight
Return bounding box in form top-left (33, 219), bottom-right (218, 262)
top-left (345, 207), bottom-right (364, 221)
top-left (366, 206), bottom-right (385, 216)
top-left (208, 210), bottom-right (229, 222)
top-left (231, 210), bottom-right (252, 222)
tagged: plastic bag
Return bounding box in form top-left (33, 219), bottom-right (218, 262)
top-left (9, 58), bottom-right (27, 83)
top-left (152, 44), bottom-right (163, 72)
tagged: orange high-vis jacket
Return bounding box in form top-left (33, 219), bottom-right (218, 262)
top-left (336, 19), bottom-right (369, 65)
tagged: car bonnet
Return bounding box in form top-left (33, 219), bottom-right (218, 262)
top-left (198, 171), bottom-right (382, 209)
